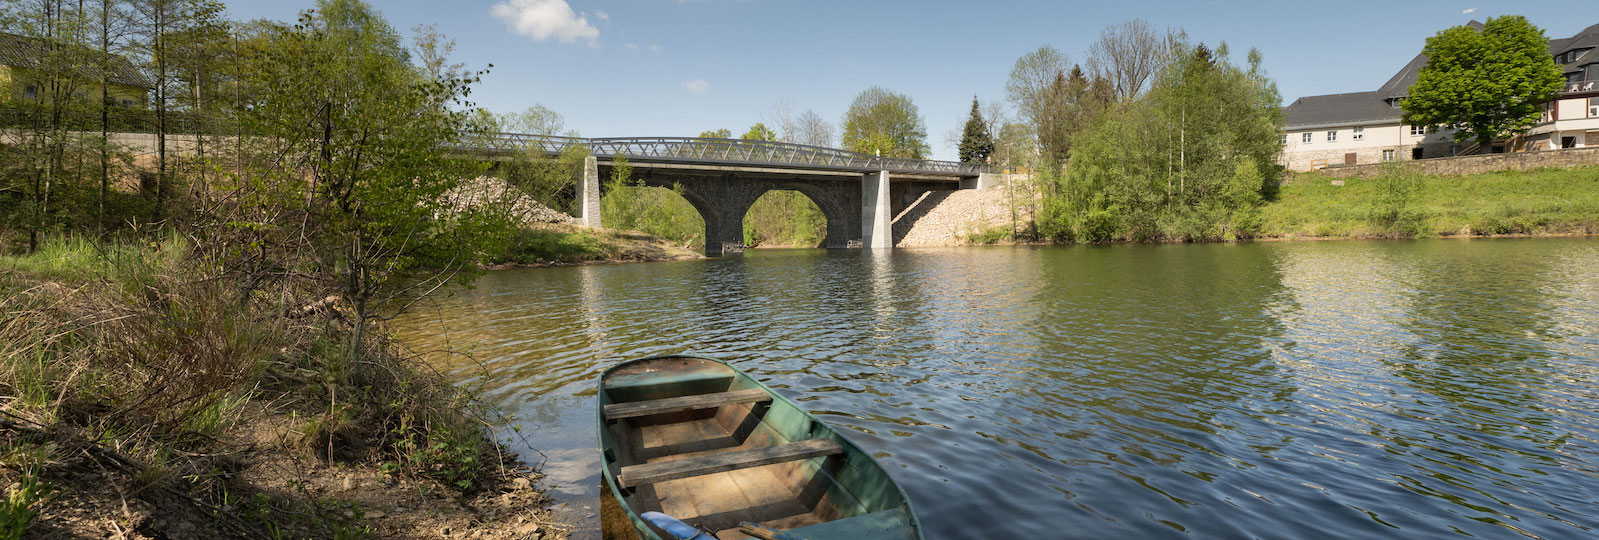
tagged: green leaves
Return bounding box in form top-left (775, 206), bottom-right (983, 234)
top-left (840, 86), bottom-right (928, 159)
top-left (1402, 15), bottom-right (1564, 145)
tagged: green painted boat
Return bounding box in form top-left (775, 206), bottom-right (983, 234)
top-left (598, 356), bottom-right (922, 540)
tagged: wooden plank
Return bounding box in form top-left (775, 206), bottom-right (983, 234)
top-left (619, 439), bottom-right (842, 488)
top-left (606, 389), bottom-right (772, 420)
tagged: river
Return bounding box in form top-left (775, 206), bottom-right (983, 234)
top-left (390, 238), bottom-right (1599, 539)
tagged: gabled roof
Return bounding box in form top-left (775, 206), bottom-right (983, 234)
top-left (0, 32), bottom-right (152, 89)
top-left (1285, 91), bottom-right (1399, 129)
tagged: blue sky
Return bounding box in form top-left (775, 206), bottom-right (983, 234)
top-left (225, 1), bottom-right (1596, 161)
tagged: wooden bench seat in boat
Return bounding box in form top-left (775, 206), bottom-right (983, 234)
top-left (603, 388), bottom-right (772, 420)
top-left (617, 438), bottom-right (843, 488)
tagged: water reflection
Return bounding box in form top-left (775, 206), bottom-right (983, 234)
top-left (390, 239), bottom-right (1599, 539)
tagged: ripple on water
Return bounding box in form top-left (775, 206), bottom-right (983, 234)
top-left (390, 241), bottom-right (1599, 540)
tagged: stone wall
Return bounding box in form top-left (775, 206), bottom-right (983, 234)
top-left (1312, 147), bottom-right (1599, 178)
top-left (892, 185), bottom-right (1033, 247)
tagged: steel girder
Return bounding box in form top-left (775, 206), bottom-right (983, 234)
top-left (467, 133), bottom-right (986, 177)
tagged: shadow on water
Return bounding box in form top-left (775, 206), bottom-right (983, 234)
top-left (390, 240), bottom-right (1599, 540)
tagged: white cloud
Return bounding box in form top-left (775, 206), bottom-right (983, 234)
top-left (649, 44), bottom-right (663, 52)
top-left (625, 42), bottom-right (640, 50)
top-left (1463, 7), bottom-right (1477, 14)
top-left (595, 10), bottom-right (609, 21)
top-left (491, 0), bottom-right (600, 45)
top-left (684, 79), bottom-right (709, 93)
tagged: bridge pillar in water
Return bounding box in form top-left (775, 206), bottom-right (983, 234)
top-left (861, 170), bottom-right (892, 249)
top-left (578, 155), bottom-right (601, 228)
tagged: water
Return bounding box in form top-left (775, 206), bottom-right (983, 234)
top-left (391, 238), bottom-right (1599, 539)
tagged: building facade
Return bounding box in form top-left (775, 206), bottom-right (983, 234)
top-left (0, 33), bottom-right (151, 108)
top-left (1282, 21), bottom-right (1599, 171)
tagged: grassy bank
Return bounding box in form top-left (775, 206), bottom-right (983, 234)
top-left (1262, 166), bottom-right (1599, 238)
top-left (0, 236), bottom-right (563, 539)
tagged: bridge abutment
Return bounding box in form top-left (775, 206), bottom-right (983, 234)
top-left (578, 155), bottom-right (602, 228)
top-left (862, 171), bottom-right (892, 249)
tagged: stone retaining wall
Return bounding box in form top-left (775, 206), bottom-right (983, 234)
top-left (1311, 147), bottom-right (1599, 178)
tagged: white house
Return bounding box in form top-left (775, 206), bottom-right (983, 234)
top-left (1281, 21), bottom-right (1599, 171)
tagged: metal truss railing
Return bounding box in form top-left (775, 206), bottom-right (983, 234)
top-left (466, 133), bottom-right (987, 176)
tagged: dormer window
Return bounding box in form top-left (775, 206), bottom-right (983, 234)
top-left (23, 85), bottom-right (36, 99)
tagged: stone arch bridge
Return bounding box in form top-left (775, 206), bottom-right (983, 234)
top-left (467, 134), bottom-right (998, 256)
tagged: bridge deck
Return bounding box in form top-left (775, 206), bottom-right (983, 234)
top-left (462, 134), bottom-right (986, 178)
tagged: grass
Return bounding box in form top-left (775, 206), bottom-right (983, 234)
top-left (0, 234), bottom-right (517, 537)
top-left (1262, 165), bottom-right (1599, 238)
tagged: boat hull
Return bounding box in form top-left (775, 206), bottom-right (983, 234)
top-left (597, 356), bottom-right (921, 540)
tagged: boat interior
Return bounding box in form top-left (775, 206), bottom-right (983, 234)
top-left (600, 358), bottom-right (909, 540)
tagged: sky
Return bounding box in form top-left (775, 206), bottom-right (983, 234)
top-left (223, 0), bottom-right (1598, 161)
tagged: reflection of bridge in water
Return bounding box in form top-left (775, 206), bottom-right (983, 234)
top-left (467, 134), bottom-right (1001, 256)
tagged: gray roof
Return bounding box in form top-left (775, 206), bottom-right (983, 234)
top-left (0, 32), bottom-right (152, 89)
top-left (1287, 19), bottom-right (1599, 129)
top-left (1285, 91), bottom-right (1399, 129)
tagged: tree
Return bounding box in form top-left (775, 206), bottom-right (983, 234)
top-left (498, 103), bottom-right (569, 136)
top-left (740, 122), bottom-right (777, 142)
top-left (1086, 19), bottom-right (1176, 101)
top-left (697, 128), bottom-right (731, 139)
top-left (1006, 46), bottom-right (1069, 163)
top-left (225, 0), bottom-right (515, 370)
top-left (840, 86), bottom-right (928, 158)
top-left (1402, 15), bottom-right (1564, 146)
top-left (958, 96), bottom-right (994, 163)
top-left (1049, 42), bottom-right (1283, 243)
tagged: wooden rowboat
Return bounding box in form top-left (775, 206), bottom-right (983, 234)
top-left (598, 356), bottom-right (922, 540)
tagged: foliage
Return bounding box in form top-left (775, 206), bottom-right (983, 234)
top-left (496, 144), bottom-right (588, 214)
top-left (958, 97), bottom-right (994, 163)
top-left (840, 86), bottom-right (928, 158)
top-left (1086, 19), bottom-right (1177, 101)
top-left (697, 128), bottom-right (732, 139)
top-left (742, 191), bottom-right (825, 248)
top-left (1402, 15), bottom-right (1564, 146)
top-left (601, 157), bottom-right (705, 248)
top-left (1005, 46), bottom-right (1112, 167)
top-left (740, 122), bottom-right (778, 142)
top-left (216, 0), bottom-right (517, 368)
top-left (1364, 169), bottom-right (1424, 236)
top-left (496, 103), bottom-right (570, 136)
top-left (1043, 42), bottom-right (1284, 243)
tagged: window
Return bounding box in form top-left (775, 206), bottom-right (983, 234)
top-left (23, 85), bottom-right (36, 99)
top-left (1302, 133), bottom-right (1313, 143)
top-left (1326, 130), bottom-right (1337, 142)
top-left (1410, 125), bottom-right (1427, 136)
top-left (1353, 127), bottom-right (1364, 140)
top-left (1589, 97), bottom-right (1599, 117)
top-left (1279, 134), bottom-right (1287, 145)
top-left (1382, 149), bottom-right (1396, 162)
top-left (120, 99), bottom-right (134, 107)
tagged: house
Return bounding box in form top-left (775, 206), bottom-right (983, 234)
top-left (0, 32), bottom-right (152, 108)
top-left (1281, 21), bottom-right (1599, 171)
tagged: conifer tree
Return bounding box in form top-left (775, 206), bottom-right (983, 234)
top-left (958, 96), bottom-right (994, 163)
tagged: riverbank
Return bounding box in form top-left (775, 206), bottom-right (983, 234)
top-left (0, 236), bottom-right (567, 539)
top-left (1261, 165), bottom-right (1599, 239)
top-left (910, 165), bottom-right (1599, 246)
top-left (491, 224), bottom-right (702, 268)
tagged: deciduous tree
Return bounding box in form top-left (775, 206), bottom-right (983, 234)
top-left (840, 86), bottom-right (927, 159)
top-left (1402, 15), bottom-right (1564, 146)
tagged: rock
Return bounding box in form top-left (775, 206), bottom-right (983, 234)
top-left (342, 476), bottom-right (354, 491)
top-left (366, 510), bottom-right (386, 519)
top-left (510, 477), bottom-right (532, 491)
top-left (514, 521), bottom-right (540, 537)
